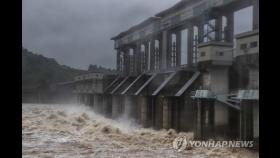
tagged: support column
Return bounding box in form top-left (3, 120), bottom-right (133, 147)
top-left (112, 96), bottom-right (120, 119)
top-left (215, 16), bottom-right (223, 41)
top-left (176, 31), bottom-right (181, 66)
top-left (77, 94), bottom-right (80, 104)
top-left (140, 96), bottom-right (148, 127)
top-left (155, 97), bottom-right (163, 129)
top-left (198, 23), bottom-right (204, 44)
top-left (150, 39), bottom-right (155, 71)
top-left (252, 0), bottom-right (259, 30)
top-left (195, 99), bottom-right (202, 139)
top-left (102, 94), bottom-right (112, 118)
top-left (162, 98), bottom-right (171, 129)
top-left (90, 94), bottom-right (94, 107)
top-left (80, 94), bottom-right (83, 104)
top-left (123, 48), bottom-right (129, 75)
top-left (161, 31), bottom-right (168, 69)
top-left (209, 67), bottom-right (230, 94)
top-left (167, 32), bottom-right (173, 68)
top-left (240, 101), bottom-right (254, 140)
top-left (85, 94), bottom-right (89, 105)
top-left (134, 43), bottom-right (140, 75)
top-left (82, 94), bottom-right (86, 104)
top-left (116, 49), bottom-right (120, 73)
top-left (93, 94), bottom-right (98, 112)
top-left (93, 94), bottom-right (103, 113)
top-left (173, 99), bottom-right (180, 131)
top-left (123, 96), bottom-right (139, 122)
top-left (85, 94), bottom-right (89, 106)
top-left (124, 96), bottom-right (133, 118)
top-left (187, 26), bottom-right (194, 66)
top-left (225, 12), bottom-right (234, 42)
top-left (144, 41), bottom-right (149, 71)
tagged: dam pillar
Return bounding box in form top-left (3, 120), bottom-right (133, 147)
top-left (93, 94), bottom-right (98, 112)
top-left (77, 94), bottom-right (81, 104)
top-left (154, 96), bottom-right (163, 129)
top-left (112, 95), bottom-right (124, 119)
top-left (197, 21), bottom-right (204, 43)
top-left (124, 95), bottom-right (133, 118)
top-left (161, 30), bottom-right (168, 69)
top-left (162, 97), bottom-right (171, 129)
top-left (187, 25), bottom-right (194, 65)
top-left (225, 12), bottom-right (234, 42)
top-left (102, 94), bottom-right (112, 118)
top-left (112, 96), bottom-right (119, 118)
top-left (124, 96), bottom-right (140, 122)
top-left (139, 96), bottom-right (148, 127)
top-left (93, 94), bottom-right (103, 114)
top-left (89, 94), bottom-right (94, 108)
top-left (215, 16), bottom-right (223, 41)
top-left (180, 95), bottom-right (196, 132)
top-left (252, 0), bottom-right (259, 30)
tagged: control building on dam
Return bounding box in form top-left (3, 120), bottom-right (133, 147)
top-left (74, 0), bottom-right (259, 142)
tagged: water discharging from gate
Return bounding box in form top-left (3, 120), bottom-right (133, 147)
top-left (22, 103), bottom-right (258, 158)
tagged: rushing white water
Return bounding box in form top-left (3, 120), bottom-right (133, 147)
top-left (22, 103), bottom-right (259, 158)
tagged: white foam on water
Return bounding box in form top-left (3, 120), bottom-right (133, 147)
top-left (22, 103), bottom-right (259, 158)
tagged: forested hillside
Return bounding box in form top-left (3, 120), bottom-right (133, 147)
top-left (22, 48), bottom-right (87, 92)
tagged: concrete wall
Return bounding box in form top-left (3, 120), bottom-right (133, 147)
top-left (180, 95), bottom-right (196, 132)
top-left (139, 96), bottom-right (148, 127)
top-left (112, 95), bottom-right (124, 119)
top-left (249, 69), bottom-right (259, 89)
top-left (93, 94), bottom-right (103, 114)
top-left (202, 72), bottom-right (211, 89)
top-left (124, 96), bottom-right (141, 123)
top-left (240, 101), bottom-right (255, 140)
top-left (161, 31), bottom-right (168, 69)
top-left (195, 101), bottom-right (202, 139)
top-left (162, 98), bottom-right (172, 129)
top-left (102, 94), bottom-right (112, 118)
top-left (112, 95), bottom-right (119, 118)
top-left (215, 102), bottom-right (229, 126)
top-left (198, 44), bottom-right (233, 63)
top-left (155, 97), bottom-right (163, 129)
top-left (194, 99), bottom-right (215, 140)
top-left (235, 33), bottom-right (259, 57)
top-left (209, 67), bottom-right (229, 94)
top-left (201, 67), bottom-right (230, 94)
top-left (253, 104), bottom-right (259, 138)
top-left (158, 96), bottom-right (196, 132)
top-left (214, 101), bottom-right (229, 138)
top-left (94, 79), bottom-right (104, 93)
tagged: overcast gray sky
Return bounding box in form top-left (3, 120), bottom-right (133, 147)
top-left (22, 0), bottom-right (252, 70)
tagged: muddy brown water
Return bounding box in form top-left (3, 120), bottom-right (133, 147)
top-left (22, 103), bottom-right (259, 158)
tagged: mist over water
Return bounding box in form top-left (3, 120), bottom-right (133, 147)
top-left (22, 103), bottom-right (258, 158)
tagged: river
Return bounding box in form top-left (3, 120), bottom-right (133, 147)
top-left (22, 103), bottom-right (258, 158)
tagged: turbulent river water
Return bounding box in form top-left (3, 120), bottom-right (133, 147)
top-left (22, 103), bottom-right (259, 158)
